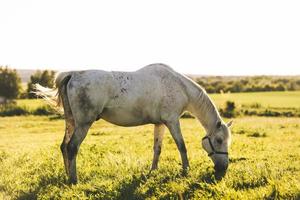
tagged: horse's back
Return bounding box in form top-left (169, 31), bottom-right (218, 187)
top-left (138, 63), bottom-right (174, 72)
top-left (65, 64), bottom-right (189, 126)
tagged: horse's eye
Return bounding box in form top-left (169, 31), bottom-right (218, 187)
top-left (216, 138), bottom-right (223, 144)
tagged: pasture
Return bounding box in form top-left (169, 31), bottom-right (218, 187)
top-left (0, 92), bottom-right (299, 199)
top-left (16, 91), bottom-right (300, 111)
top-left (210, 91), bottom-right (300, 109)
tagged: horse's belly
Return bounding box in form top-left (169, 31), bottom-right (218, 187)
top-left (100, 108), bottom-right (158, 127)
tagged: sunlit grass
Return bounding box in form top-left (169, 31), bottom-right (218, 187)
top-left (210, 91), bottom-right (300, 108)
top-left (16, 99), bottom-right (46, 111)
top-left (1, 92), bottom-right (299, 199)
top-left (0, 116), bottom-right (299, 199)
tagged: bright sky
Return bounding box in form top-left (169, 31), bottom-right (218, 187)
top-left (0, 0), bottom-right (299, 75)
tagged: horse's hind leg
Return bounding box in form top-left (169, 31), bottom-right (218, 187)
top-left (151, 124), bottom-right (165, 170)
top-left (60, 118), bottom-right (75, 176)
top-left (67, 123), bottom-right (91, 184)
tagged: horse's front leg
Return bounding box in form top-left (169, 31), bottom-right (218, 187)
top-left (165, 119), bottom-right (190, 170)
top-left (151, 124), bottom-right (165, 170)
top-left (66, 124), bottom-right (91, 184)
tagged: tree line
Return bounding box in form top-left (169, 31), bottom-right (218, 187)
top-left (193, 75), bottom-right (300, 93)
top-left (1, 66), bottom-right (300, 102)
top-left (0, 66), bottom-right (55, 101)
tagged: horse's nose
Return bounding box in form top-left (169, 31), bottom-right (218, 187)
top-left (214, 162), bottom-right (228, 172)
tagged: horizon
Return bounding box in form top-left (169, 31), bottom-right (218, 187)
top-left (1, 0), bottom-right (300, 76)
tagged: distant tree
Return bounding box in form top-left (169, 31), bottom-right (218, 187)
top-left (0, 66), bottom-right (21, 102)
top-left (194, 75), bottom-right (299, 94)
top-left (27, 70), bottom-right (56, 98)
top-left (240, 79), bottom-right (249, 85)
top-left (275, 84), bottom-right (285, 91)
top-left (264, 84), bottom-right (272, 91)
top-left (288, 82), bottom-right (297, 91)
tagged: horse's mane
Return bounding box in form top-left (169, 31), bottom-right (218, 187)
top-left (176, 73), bottom-right (222, 131)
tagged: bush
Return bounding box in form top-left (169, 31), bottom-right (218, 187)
top-left (243, 110), bottom-right (257, 116)
top-left (259, 109), bottom-right (281, 117)
top-left (247, 131), bottom-right (267, 137)
top-left (0, 103), bottom-right (29, 116)
top-left (32, 105), bottom-right (56, 116)
top-left (0, 103), bottom-right (57, 116)
top-left (220, 101), bottom-right (237, 118)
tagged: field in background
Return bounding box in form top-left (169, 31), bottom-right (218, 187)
top-left (17, 99), bottom-right (45, 110)
top-left (16, 91), bottom-right (300, 111)
top-left (0, 91), bottom-right (299, 199)
top-left (210, 91), bottom-right (300, 108)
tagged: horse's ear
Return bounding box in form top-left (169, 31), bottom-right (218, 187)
top-left (227, 120), bottom-right (233, 127)
top-left (216, 121), bottom-right (222, 129)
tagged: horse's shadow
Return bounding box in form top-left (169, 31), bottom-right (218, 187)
top-left (16, 168), bottom-right (227, 200)
top-left (116, 173), bottom-right (148, 200)
top-left (17, 173), bottom-right (66, 200)
top-left (229, 157), bottom-right (247, 163)
top-left (16, 170), bottom-right (148, 200)
top-left (116, 168), bottom-right (226, 200)
top-left (180, 169), bottom-right (226, 199)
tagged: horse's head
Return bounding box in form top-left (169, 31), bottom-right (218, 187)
top-left (202, 120), bottom-right (232, 172)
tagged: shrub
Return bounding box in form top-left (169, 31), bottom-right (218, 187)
top-left (220, 101), bottom-right (237, 118)
top-left (234, 129), bottom-right (246, 135)
top-left (32, 105), bottom-right (56, 116)
top-left (0, 103), bottom-right (57, 116)
top-left (243, 109), bottom-right (258, 116)
top-left (0, 103), bottom-right (29, 116)
top-left (259, 109), bottom-right (281, 117)
top-left (247, 131), bottom-right (267, 137)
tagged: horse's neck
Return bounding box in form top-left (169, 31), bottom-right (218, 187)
top-left (182, 76), bottom-right (221, 133)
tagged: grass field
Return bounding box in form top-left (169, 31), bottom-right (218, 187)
top-left (210, 91), bottom-right (300, 109)
top-left (0, 92), bottom-right (299, 199)
top-left (16, 91), bottom-right (300, 111)
top-left (16, 99), bottom-right (46, 111)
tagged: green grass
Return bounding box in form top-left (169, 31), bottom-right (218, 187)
top-left (0, 116), bottom-right (299, 199)
top-left (16, 99), bottom-right (46, 110)
top-left (15, 91), bottom-right (300, 112)
top-left (210, 91), bottom-right (300, 109)
top-left (1, 92), bottom-right (299, 199)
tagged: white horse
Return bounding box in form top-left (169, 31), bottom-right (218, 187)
top-left (36, 63), bottom-right (232, 184)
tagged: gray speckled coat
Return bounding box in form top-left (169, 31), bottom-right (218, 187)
top-left (37, 63), bottom-right (232, 184)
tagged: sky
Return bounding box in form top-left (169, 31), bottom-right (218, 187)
top-left (0, 0), bottom-right (299, 75)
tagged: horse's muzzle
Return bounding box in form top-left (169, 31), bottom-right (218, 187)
top-left (214, 162), bottom-right (228, 172)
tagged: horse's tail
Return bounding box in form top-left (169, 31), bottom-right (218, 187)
top-left (34, 72), bottom-right (73, 114)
